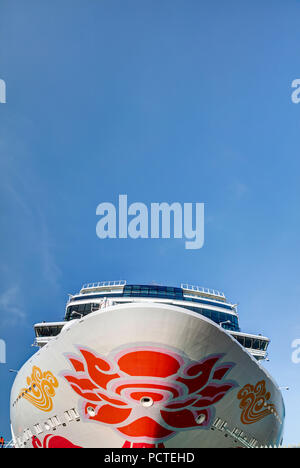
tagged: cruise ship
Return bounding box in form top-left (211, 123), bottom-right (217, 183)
top-left (10, 281), bottom-right (285, 448)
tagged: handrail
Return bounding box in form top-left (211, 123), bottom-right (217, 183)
top-left (4, 439), bottom-right (15, 448)
top-left (181, 284), bottom-right (225, 298)
top-left (81, 281), bottom-right (127, 290)
top-left (81, 281), bottom-right (225, 297)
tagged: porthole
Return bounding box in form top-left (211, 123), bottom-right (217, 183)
top-left (87, 407), bottom-right (96, 417)
top-left (196, 414), bottom-right (206, 425)
top-left (140, 397), bottom-right (154, 407)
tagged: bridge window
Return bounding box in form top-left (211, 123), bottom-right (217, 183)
top-left (64, 294), bottom-right (239, 331)
top-left (66, 303), bottom-right (100, 321)
top-left (180, 305), bottom-right (239, 331)
top-left (35, 325), bottom-right (64, 338)
top-left (231, 335), bottom-right (269, 352)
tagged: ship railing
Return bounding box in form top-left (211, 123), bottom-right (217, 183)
top-left (181, 284), bottom-right (226, 299)
top-left (32, 336), bottom-right (54, 348)
top-left (81, 280), bottom-right (127, 290)
top-left (256, 445), bottom-right (298, 449)
top-left (4, 439), bottom-right (15, 448)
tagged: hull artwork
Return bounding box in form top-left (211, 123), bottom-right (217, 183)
top-left (10, 302), bottom-right (285, 448)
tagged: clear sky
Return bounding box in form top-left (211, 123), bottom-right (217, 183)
top-left (1, 0), bottom-right (300, 446)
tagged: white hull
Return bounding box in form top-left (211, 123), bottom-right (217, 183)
top-left (10, 303), bottom-right (284, 448)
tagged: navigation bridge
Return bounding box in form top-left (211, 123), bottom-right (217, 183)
top-left (33, 281), bottom-right (270, 361)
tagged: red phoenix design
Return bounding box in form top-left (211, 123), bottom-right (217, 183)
top-left (63, 346), bottom-right (236, 447)
top-left (32, 435), bottom-right (81, 449)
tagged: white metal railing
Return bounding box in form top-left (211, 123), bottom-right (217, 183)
top-left (4, 439), bottom-right (15, 448)
top-left (81, 281), bottom-right (126, 290)
top-left (256, 445), bottom-right (297, 449)
top-left (181, 284), bottom-right (225, 299)
top-left (32, 336), bottom-right (54, 348)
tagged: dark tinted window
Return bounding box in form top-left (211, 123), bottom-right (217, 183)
top-left (35, 325), bottom-right (64, 338)
top-left (65, 285), bottom-right (239, 331)
top-left (232, 335), bottom-right (269, 351)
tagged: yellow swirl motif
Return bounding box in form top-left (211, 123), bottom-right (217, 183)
top-left (237, 380), bottom-right (277, 425)
top-left (19, 367), bottom-right (59, 412)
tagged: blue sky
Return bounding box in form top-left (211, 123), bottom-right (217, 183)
top-left (1, 0), bottom-right (300, 446)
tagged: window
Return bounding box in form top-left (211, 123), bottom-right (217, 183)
top-left (262, 340), bottom-right (269, 351)
top-left (51, 416), bottom-right (62, 427)
top-left (211, 311), bottom-right (219, 323)
top-left (44, 419), bottom-right (54, 431)
top-left (65, 286), bottom-right (240, 331)
top-left (64, 410), bottom-right (73, 422)
top-left (34, 424), bottom-right (43, 435)
top-left (66, 303), bottom-right (94, 321)
top-left (70, 408), bottom-right (80, 421)
top-left (252, 339), bottom-right (260, 350)
top-left (232, 335), bottom-right (269, 352)
top-left (245, 338), bottom-right (252, 349)
top-left (213, 417), bottom-right (227, 431)
top-left (201, 309), bottom-right (212, 320)
top-left (219, 313), bottom-right (227, 323)
top-left (239, 336), bottom-right (245, 346)
top-left (35, 325), bottom-right (64, 338)
top-left (64, 408), bottom-right (80, 422)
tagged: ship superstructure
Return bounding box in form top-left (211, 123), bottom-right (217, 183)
top-left (34, 282), bottom-right (270, 362)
